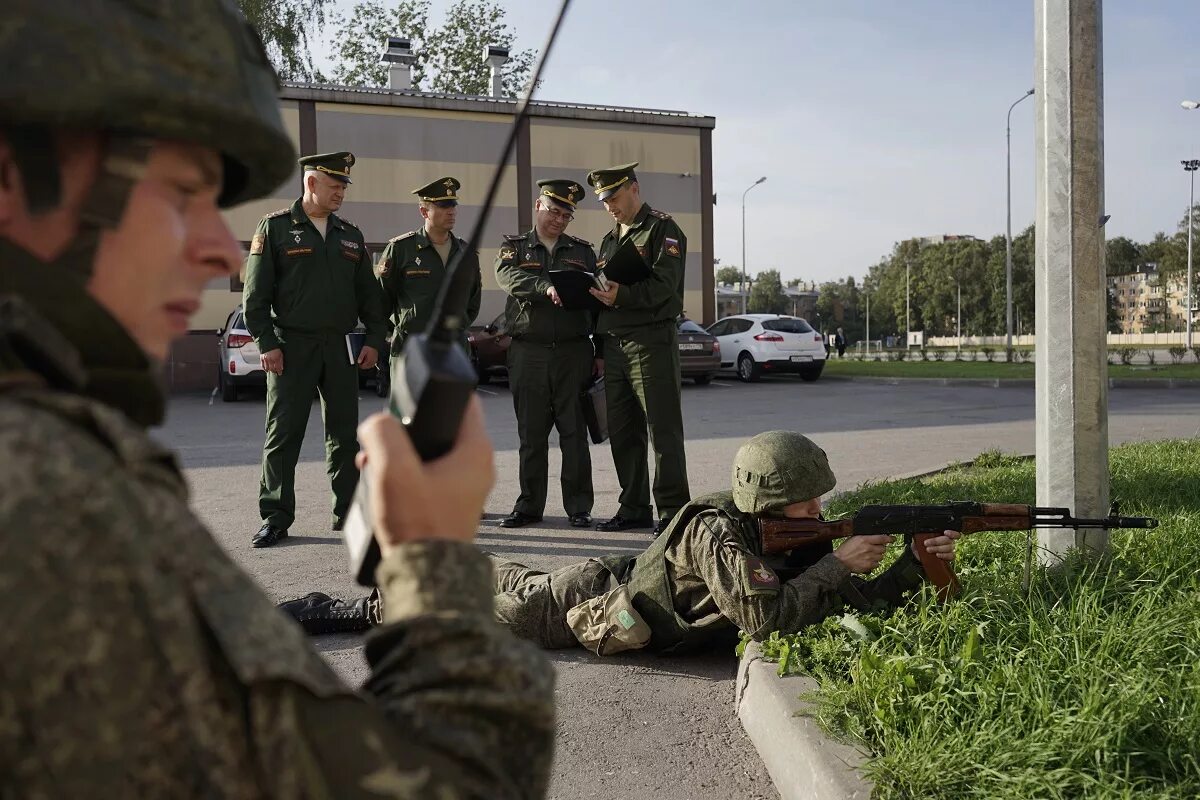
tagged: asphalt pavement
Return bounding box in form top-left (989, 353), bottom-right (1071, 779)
top-left (160, 375), bottom-right (1200, 800)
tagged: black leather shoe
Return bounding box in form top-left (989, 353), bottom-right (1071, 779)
top-left (500, 511), bottom-right (542, 528)
top-left (596, 514), bottom-right (652, 532)
top-left (569, 512), bottom-right (593, 528)
top-left (652, 517), bottom-right (672, 536)
top-left (252, 523), bottom-right (288, 548)
top-left (332, 517), bottom-right (345, 532)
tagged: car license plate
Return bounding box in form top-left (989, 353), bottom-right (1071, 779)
top-left (679, 343), bottom-right (704, 351)
top-left (790, 355), bottom-right (812, 362)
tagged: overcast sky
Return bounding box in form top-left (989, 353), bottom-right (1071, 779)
top-left (315, 0), bottom-right (1200, 286)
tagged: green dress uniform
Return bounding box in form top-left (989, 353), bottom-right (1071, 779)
top-left (588, 162), bottom-right (691, 526)
top-left (377, 177), bottom-right (482, 355)
top-left (495, 179), bottom-right (597, 523)
top-left (243, 153), bottom-right (387, 535)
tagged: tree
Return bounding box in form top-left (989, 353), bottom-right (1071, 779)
top-left (238, 0), bottom-right (332, 81)
top-left (748, 270), bottom-right (788, 315)
top-left (1106, 236), bottom-right (1142, 275)
top-left (326, 0), bottom-right (535, 96)
top-left (716, 266), bottom-right (742, 286)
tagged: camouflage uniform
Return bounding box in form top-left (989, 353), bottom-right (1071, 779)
top-left (492, 431), bottom-right (929, 653)
top-left (0, 1), bottom-right (554, 796)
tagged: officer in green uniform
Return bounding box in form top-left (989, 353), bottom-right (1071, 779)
top-left (377, 177), bottom-right (482, 356)
top-left (495, 179), bottom-right (601, 529)
top-left (243, 152), bottom-right (386, 547)
top-left (587, 162), bottom-right (691, 535)
top-left (488, 431), bottom-right (962, 655)
top-left (0, 0), bottom-right (554, 795)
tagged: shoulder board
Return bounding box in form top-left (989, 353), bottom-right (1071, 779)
top-left (503, 233), bottom-right (525, 242)
top-left (338, 215), bottom-right (360, 230)
top-left (649, 209), bottom-right (673, 220)
top-left (389, 231), bottom-right (418, 243)
top-left (264, 207), bottom-right (290, 219)
top-left (569, 234), bottom-right (593, 247)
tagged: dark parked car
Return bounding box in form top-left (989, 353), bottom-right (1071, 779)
top-left (677, 318), bottom-right (720, 384)
top-left (467, 311), bottom-right (512, 385)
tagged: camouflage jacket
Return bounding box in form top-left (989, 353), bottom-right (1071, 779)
top-left (0, 251), bottom-right (554, 799)
top-left (610, 492), bottom-right (927, 653)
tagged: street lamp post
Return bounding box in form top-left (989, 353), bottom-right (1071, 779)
top-left (1184, 159), bottom-right (1199, 348)
top-left (740, 176), bottom-right (767, 314)
top-left (865, 290), bottom-right (870, 356)
top-left (1006, 87), bottom-right (1035, 362)
top-left (905, 258), bottom-right (911, 347)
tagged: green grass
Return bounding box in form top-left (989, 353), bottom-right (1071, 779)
top-left (747, 440), bottom-right (1200, 799)
top-left (823, 359), bottom-right (1200, 380)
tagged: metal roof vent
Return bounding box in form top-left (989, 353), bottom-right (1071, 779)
top-left (382, 37), bottom-right (417, 90)
top-left (482, 44), bottom-right (509, 98)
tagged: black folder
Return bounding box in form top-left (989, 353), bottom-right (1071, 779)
top-left (598, 238), bottom-right (652, 285)
top-left (580, 377), bottom-right (608, 444)
top-left (549, 269), bottom-right (607, 311)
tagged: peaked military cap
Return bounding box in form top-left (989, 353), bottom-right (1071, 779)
top-left (537, 178), bottom-right (586, 210)
top-left (413, 176), bottom-right (461, 207)
top-left (299, 151), bottom-right (355, 184)
top-left (586, 162), bottom-right (639, 200)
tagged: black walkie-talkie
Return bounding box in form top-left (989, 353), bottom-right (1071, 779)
top-left (343, 0), bottom-right (574, 586)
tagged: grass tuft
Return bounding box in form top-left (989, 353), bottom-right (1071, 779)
top-left (751, 439), bottom-right (1200, 799)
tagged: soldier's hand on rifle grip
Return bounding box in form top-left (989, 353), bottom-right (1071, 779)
top-left (912, 529), bottom-right (962, 562)
top-left (833, 534), bottom-right (894, 574)
top-left (355, 396), bottom-right (494, 556)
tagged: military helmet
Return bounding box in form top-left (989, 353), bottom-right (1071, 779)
top-left (0, 0), bottom-right (294, 208)
top-left (731, 431), bottom-right (835, 514)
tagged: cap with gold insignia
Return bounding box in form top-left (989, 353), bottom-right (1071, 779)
top-left (537, 178), bottom-right (586, 211)
top-left (413, 176), bottom-right (461, 207)
top-left (586, 162), bottom-right (639, 200)
top-left (299, 151), bottom-right (355, 184)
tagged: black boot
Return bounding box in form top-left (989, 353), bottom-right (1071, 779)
top-left (277, 590), bottom-right (382, 635)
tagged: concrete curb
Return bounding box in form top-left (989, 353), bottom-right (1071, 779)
top-left (735, 641), bottom-right (872, 799)
top-left (822, 375), bottom-right (1200, 389)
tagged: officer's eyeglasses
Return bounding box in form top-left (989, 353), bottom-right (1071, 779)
top-left (539, 203), bottom-right (574, 222)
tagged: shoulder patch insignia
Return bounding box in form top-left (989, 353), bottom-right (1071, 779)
top-left (664, 237), bottom-right (681, 257)
top-left (249, 233), bottom-right (265, 256)
top-left (649, 209), bottom-right (673, 220)
top-left (499, 247), bottom-right (516, 260)
top-left (265, 207), bottom-right (290, 219)
top-left (389, 231), bottom-right (418, 243)
top-left (742, 555), bottom-right (780, 596)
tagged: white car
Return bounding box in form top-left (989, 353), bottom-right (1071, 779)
top-left (706, 314), bottom-right (827, 382)
top-left (216, 305), bottom-right (265, 401)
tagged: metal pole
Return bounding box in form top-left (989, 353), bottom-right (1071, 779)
top-left (865, 291), bottom-right (870, 355)
top-left (740, 177), bottom-right (766, 315)
top-left (905, 259), bottom-right (910, 347)
top-left (1187, 162), bottom-right (1197, 348)
top-left (1007, 88), bottom-right (1035, 363)
top-left (957, 282), bottom-right (962, 352)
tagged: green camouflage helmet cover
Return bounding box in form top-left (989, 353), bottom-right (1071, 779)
top-left (0, 0), bottom-right (295, 207)
top-left (731, 431), bottom-right (836, 514)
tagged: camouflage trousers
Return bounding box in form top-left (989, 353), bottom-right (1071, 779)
top-left (490, 555), bottom-right (620, 649)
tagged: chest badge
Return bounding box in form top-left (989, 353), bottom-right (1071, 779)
top-left (294, 234), bottom-right (302, 243)
top-left (414, 256), bottom-right (421, 266)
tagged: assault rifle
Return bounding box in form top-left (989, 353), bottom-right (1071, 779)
top-left (759, 502), bottom-right (1158, 601)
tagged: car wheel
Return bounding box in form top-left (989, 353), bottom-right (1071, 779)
top-left (693, 374), bottom-right (712, 385)
top-left (736, 353), bottom-right (761, 383)
top-left (799, 364), bottom-right (824, 382)
top-left (219, 367), bottom-right (238, 402)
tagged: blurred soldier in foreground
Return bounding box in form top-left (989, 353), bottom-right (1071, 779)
top-left (495, 179), bottom-right (600, 529)
top-left (0, 2), bottom-right (554, 797)
top-left (242, 151), bottom-right (387, 547)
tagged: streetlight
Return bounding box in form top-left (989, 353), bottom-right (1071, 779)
top-left (1006, 87), bottom-right (1035, 362)
top-left (864, 290), bottom-right (870, 356)
top-left (1183, 159), bottom-right (1199, 348)
top-left (741, 176), bottom-right (767, 314)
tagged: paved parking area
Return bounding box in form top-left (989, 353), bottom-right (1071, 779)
top-left (161, 376), bottom-right (1200, 800)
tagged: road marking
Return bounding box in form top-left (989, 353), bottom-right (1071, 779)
top-left (476, 387), bottom-right (498, 396)
top-left (711, 381), bottom-right (735, 388)
top-left (208, 387), bottom-right (218, 405)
